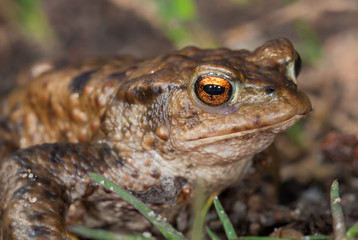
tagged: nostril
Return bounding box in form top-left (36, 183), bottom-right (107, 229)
top-left (264, 86), bottom-right (275, 95)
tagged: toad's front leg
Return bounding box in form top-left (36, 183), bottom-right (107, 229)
top-left (0, 143), bottom-right (122, 240)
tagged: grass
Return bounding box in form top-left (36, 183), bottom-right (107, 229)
top-left (212, 196), bottom-right (238, 240)
top-left (4, 0), bottom-right (55, 45)
top-left (330, 180), bottom-right (358, 240)
top-left (84, 174), bottom-right (186, 240)
top-left (70, 175), bottom-right (358, 240)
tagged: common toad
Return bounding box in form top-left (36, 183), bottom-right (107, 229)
top-left (0, 38), bottom-right (311, 239)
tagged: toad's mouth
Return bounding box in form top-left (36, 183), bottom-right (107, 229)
top-left (176, 114), bottom-right (306, 147)
top-left (173, 87), bottom-right (312, 148)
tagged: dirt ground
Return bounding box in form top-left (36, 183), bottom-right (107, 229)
top-left (0, 0), bottom-right (357, 238)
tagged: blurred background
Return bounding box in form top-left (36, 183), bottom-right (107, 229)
top-left (0, 0), bottom-right (357, 237)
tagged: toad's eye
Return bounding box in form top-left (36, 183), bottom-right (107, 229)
top-left (194, 75), bottom-right (232, 106)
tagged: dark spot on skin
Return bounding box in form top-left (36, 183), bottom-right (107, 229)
top-left (99, 144), bottom-right (124, 167)
top-left (130, 176), bottom-right (188, 204)
top-left (137, 84), bottom-right (186, 99)
top-left (36, 175), bottom-right (53, 187)
top-left (104, 187), bottom-right (114, 194)
top-left (29, 225), bottom-right (51, 237)
top-left (148, 85), bottom-right (162, 95)
top-left (144, 78), bottom-right (154, 84)
top-left (131, 86), bottom-right (150, 101)
top-left (69, 69), bottom-right (98, 94)
top-left (120, 79), bottom-right (186, 104)
top-left (84, 184), bottom-right (97, 196)
top-left (13, 186), bottom-right (30, 199)
top-left (40, 188), bottom-right (58, 200)
top-left (32, 174), bottom-right (70, 204)
top-left (264, 86), bottom-right (275, 95)
top-left (49, 147), bottom-right (64, 164)
top-left (130, 170), bottom-right (139, 178)
top-left (27, 213), bottom-right (45, 221)
top-left (172, 84), bottom-right (187, 90)
top-left (186, 164), bottom-right (194, 169)
top-left (150, 169), bottom-right (161, 179)
top-left (127, 85), bottom-right (163, 103)
top-left (108, 71), bottom-right (126, 79)
top-left (254, 115), bottom-right (260, 125)
top-left (186, 111), bottom-right (199, 119)
top-left (115, 156), bottom-right (125, 166)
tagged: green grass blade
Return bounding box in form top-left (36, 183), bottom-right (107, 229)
top-left (330, 180), bottom-right (347, 240)
top-left (213, 196), bottom-right (238, 240)
top-left (305, 235), bottom-right (331, 240)
top-left (191, 188), bottom-right (213, 239)
top-left (239, 236), bottom-right (330, 240)
top-left (70, 226), bottom-right (155, 240)
top-left (90, 174), bottom-right (186, 240)
top-left (206, 227), bottom-right (221, 240)
top-left (346, 222), bottom-right (358, 239)
top-left (239, 237), bottom-right (293, 240)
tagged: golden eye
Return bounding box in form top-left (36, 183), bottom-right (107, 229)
top-left (194, 75), bottom-right (232, 106)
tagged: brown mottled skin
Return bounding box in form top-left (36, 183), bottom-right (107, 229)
top-left (0, 38), bottom-right (311, 239)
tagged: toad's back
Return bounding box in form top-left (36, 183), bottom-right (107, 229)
top-left (0, 38), bottom-right (311, 239)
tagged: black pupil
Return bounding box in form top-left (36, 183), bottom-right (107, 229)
top-left (203, 84), bottom-right (225, 95)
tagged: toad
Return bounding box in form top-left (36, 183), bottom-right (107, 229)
top-left (0, 38), bottom-right (311, 239)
